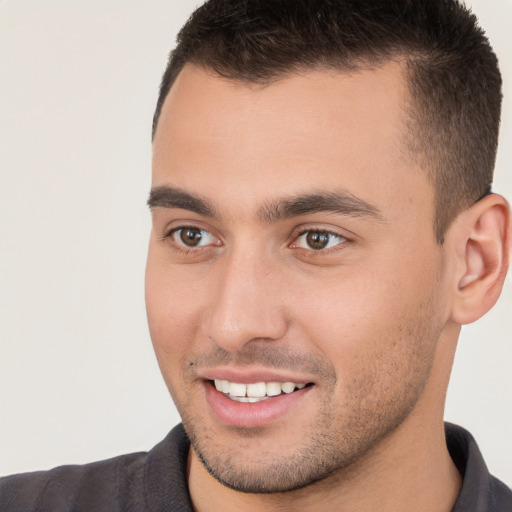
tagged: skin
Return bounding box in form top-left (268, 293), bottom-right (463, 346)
top-left (146, 62), bottom-right (509, 511)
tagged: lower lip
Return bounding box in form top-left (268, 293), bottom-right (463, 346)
top-left (204, 382), bottom-right (312, 428)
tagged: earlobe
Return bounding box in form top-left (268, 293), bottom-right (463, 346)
top-left (451, 194), bottom-right (511, 325)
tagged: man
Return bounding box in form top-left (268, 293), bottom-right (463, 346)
top-left (1, 0), bottom-right (510, 510)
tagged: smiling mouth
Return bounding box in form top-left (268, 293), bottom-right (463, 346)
top-left (211, 379), bottom-right (313, 403)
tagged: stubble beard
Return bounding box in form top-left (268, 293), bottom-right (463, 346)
top-left (169, 287), bottom-right (443, 494)
top-left (178, 341), bottom-right (437, 494)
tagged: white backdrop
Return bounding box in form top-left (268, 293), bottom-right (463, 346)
top-left (0, 0), bottom-right (510, 487)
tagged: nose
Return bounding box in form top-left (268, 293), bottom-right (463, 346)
top-left (205, 249), bottom-right (288, 352)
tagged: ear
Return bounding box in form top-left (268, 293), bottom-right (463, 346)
top-left (450, 193), bottom-right (511, 325)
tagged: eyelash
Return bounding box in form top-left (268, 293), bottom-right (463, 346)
top-left (292, 229), bottom-right (347, 253)
top-left (162, 226), bottom-right (219, 254)
top-left (161, 225), bottom-right (349, 255)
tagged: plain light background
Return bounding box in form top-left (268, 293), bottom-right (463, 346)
top-left (0, 0), bottom-right (510, 487)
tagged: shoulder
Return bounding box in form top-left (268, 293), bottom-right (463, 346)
top-left (0, 424), bottom-right (192, 512)
top-left (0, 451), bottom-right (147, 512)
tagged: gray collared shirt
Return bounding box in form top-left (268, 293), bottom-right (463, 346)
top-left (1, 423), bottom-right (511, 511)
top-left (446, 423), bottom-right (512, 511)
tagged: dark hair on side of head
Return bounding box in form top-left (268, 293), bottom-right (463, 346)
top-left (152, 0), bottom-right (502, 243)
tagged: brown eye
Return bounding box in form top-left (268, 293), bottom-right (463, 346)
top-left (179, 227), bottom-right (203, 247)
top-left (168, 226), bottom-right (219, 249)
top-left (293, 230), bottom-right (346, 251)
top-left (306, 231), bottom-right (330, 250)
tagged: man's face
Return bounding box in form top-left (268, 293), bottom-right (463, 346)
top-left (146, 63), bottom-right (451, 492)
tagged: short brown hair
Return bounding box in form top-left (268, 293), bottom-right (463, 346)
top-left (153, 0), bottom-right (502, 243)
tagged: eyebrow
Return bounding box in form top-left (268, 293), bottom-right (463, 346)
top-left (258, 190), bottom-right (384, 223)
top-left (147, 186), bottom-right (216, 217)
top-left (147, 185), bottom-right (384, 223)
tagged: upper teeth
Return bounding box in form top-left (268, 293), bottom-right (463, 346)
top-left (214, 379), bottom-right (306, 400)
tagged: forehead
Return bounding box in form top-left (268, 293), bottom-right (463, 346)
top-left (152, 62), bottom-right (433, 226)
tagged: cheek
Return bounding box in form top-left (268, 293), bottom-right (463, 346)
top-left (145, 254), bottom-right (208, 377)
top-left (294, 254), bottom-right (443, 380)
top-left (294, 279), bottom-right (440, 433)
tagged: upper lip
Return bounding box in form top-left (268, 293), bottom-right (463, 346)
top-left (196, 367), bottom-right (314, 385)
